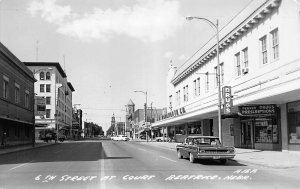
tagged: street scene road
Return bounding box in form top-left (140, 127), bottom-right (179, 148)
top-left (0, 140), bottom-right (299, 189)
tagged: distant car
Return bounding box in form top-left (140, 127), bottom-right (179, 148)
top-left (58, 134), bottom-right (66, 142)
top-left (155, 134), bottom-right (168, 142)
top-left (139, 135), bottom-right (146, 140)
top-left (112, 135), bottom-right (129, 141)
top-left (176, 136), bottom-right (235, 164)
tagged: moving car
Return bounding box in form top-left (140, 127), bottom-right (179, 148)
top-left (176, 136), bottom-right (235, 164)
top-left (112, 135), bottom-right (130, 141)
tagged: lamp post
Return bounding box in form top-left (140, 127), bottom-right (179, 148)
top-left (54, 83), bottom-right (62, 142)
top-left (186, 16), bottom-right (223, 143)
top-left (134, 90), bottom-right (148, 142)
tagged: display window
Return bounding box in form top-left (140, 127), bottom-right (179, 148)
top-left (287, 101), bottom-right (300, 144)
top-left (187, 122), bottom-right (202, 135)
top-left (175, 125), bottom-right (186, 135)
top-left (254, 118), bottom-right (278, 143)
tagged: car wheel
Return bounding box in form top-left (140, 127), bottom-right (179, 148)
top-left (220, 159), bottom-right (227, 165)
top-left (189, 153), bottom-right (195, 163)
top-left (177, 150), bottom-right (183, 159)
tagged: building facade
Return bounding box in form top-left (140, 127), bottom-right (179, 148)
top-left (0, 42), bottom-right (35, 147)
top-left (153, 0), bottom-right (300, 151)
top-left (24, 62), bottom-right (75, 139)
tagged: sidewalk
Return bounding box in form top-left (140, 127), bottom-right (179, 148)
top-left (135, 140), bottom-right (300, 169)
top-left (0, 140), bottom-right (58, 155)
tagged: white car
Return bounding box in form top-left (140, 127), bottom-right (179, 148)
top-left (112, 135), bottom-right (129, 141)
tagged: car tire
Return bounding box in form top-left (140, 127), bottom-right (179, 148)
top-left (220, 159), bottom-right (227, 164)
top-left (177, 150), bottom-right (183, 159)
top-left (189, 153), bottom-right (195, 163)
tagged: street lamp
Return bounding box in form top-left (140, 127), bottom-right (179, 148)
top-left (134, 90), bottom-right (148, 142)
top-left (186, 16), bottom-right (223, 143)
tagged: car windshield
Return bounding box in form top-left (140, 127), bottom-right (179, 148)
top-left (193, 138), bottom-right (221, 145)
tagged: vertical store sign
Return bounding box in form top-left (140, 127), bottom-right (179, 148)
top-left (222, 86), bottom-right (232, 114)
top-left (35, 96), bottom-right (46, 116)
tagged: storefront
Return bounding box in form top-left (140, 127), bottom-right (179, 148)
top-left (239, 104), bottom-right (281, 151)
top-left (287, 100), bottom-right (300, 151)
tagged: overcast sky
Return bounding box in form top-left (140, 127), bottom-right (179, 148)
top-left (0, 0), bottom-right (252, 131)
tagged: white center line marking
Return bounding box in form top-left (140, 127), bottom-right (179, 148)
top-left (137, 148), bottom-right (148, 152)
top-left (55, 150), bottom-right (63, 153)
top-left (159, 156), bottom-right (177, 162)
top-left (9, 160), bottom-right (34, 171)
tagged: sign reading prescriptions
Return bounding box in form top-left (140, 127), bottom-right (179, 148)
top-left (222, 86), bottom-right (233, 114)
top-left (239, 104), bottom-right (277, 116)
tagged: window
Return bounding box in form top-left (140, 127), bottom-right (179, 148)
top-left (188, 122), bottom-right (202, 134)
top-left (169, 95), bottom-right (172, 110)
top-left (193, 80), bottom-right (197, 96)
top-left (242, 48), bottom-right (248, 68)
top-left (255, 118), bottom-right (278, 143)
top-left (214, 66), bottom-right (218, 88)
top-left (205, 72), bottom-right (209, 92)
top-left (46, 109), bottom-right (51, 118)
top-left (176, 90), bottom-right (180, 106)
top-left (186, 85), bottom-right (188, 102)
top-left (3, 75), bottom-right (9, 99)
top-left (15, 83), bottom-right (20, 104)
top-left (271, 29), bottom-right (279, 60)
top-left (25, 126), bottom-right (30, 137)
top-left (46, 97), bottom-right (51, 105)
top-left (46, 84), bottom-right (51, 92)
top-left (235, 52), bottom-right (241, 76)
top-left (25, 90), bottom-right (29, 108)
top-left (220, 63), bottom-right (224, 85)
top-left (183, 86), bottom-right (186, 102)
top-left (287, 101), bottom-right (300, 144)
top-left (260, 36), bottom-right (268, 64)
top-left (197, 78), bottom-right (200, 95)
top-left (40, 72), bottom-right (45, 80)
top-left (40, 84), bottom-right (45, 93)
top-left (46, 72), bottom-right (51, 80)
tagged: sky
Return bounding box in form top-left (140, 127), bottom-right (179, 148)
top-left (0, 0), bottom-right (253, 132)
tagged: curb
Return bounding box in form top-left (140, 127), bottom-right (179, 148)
top-left (0, 142), bottom-right (59, 156)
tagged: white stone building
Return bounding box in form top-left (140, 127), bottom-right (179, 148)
top-left (152, 0), bottom-right (300, 151)
top-left (25, 62), bottom-right (75, 138)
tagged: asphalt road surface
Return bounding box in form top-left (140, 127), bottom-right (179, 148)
top-left (0, 140), bottom-right (299, 189)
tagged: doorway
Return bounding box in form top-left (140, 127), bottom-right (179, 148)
top-left (241, 120), bottom-right (254, 149)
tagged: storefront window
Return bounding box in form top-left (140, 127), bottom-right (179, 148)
top-left (176, 125), bottom-right (186, 135)
top-left (188, 122), bottom-right (202, 135)
top-left (287, 101), bottom-right (300, 144)
top-left (255, 118), bottom-right (278, 143)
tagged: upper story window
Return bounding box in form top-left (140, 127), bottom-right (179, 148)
top-left (235, 52), bottom-right (241, 77)
top-left (46, 72), bottom-right (51, 80)
top-left (205, 72), bottom-right (209, 92)
top-left (40, 84), bottom-right (45, 93)
top-left (271, 28), bottom-right (279, 61)
top-left (169, 95), bottom-right (172, 110)
top-left (14, 83), bottom-right (20, 104)
top-left (176, 90), bottom-right (181, 106)
top-left (197, 78), bottom-right (200, 96)
top-left (220, 63), bottom-right (224, 85)
top-left (260, 36), bottom-right (268, 64)
top-left (184, 85), bottom-right (189, 102)
top-left (46, 84), bottom-right (51, 92)
top-left (242, 48), bottom-right (248, 68)
top-left (46, 96), bottom-right (51, 105)
top-left (25, 90), bottom-right (29, 108)
top-left (2, 75), bottom-right (9, 99)
top-left (40, 72), bottom-right (45, 80)
top-left (193, 80), bottom-right (197, 96)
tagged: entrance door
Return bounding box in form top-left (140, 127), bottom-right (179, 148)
top-left (241, 120), bottom-right (254, 149)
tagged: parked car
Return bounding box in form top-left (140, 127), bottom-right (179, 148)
top-left (58, 134), bottom-right (66, 142)
top-left (112, 135), bottom-right (130, 141)
top-left (155, 134), bottom-right (168, 142)
top-left (176, 136), bottom-right (235, 164)
top-left (139, 135), bottom-right (146, 140)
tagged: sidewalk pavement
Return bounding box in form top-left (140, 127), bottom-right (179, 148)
top-left (0, 140), bottom-right (58, 155)
top-left (135, 140), bottom-right (300, 169)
